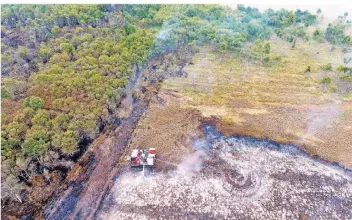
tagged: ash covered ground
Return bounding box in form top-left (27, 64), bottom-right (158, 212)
top-left (98, 126), bottom-right (352, 220)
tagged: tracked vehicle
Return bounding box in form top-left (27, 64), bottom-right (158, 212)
top-left (128, 148), bottom-right (156, 168)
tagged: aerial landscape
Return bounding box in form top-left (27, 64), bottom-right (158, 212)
top-left (1, 3), bottom-right (352, 219)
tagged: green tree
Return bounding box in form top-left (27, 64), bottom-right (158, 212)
top-left (51, 25), bottom-right (60, 35)
top-left (21, 138), bottom-right (49, 156)
top-left (31, 110), bottom-right (50, 127)
top-left (61, 130), bottom-right (78, 154)
top-left (24, 96), bottom-right (44, 111)
top-left (1, 137), bottom-right (21, 159)
top-left (123, 23), bottom-right (136, 35)
top-left (16, 46), bottom-right (30, 60)
top-left (59, 43), bottom-right (75, 54)
top-left (52, 130), bottom-right (78, 154)
top-left (291, 38), bottom-right (296, 48)
top-left (246, 22), bottom-right (264, 39)
top-left (52, 114), bottom-right (70, 131)
top-left (39, 44), bottom-right (53, 62)
top-left (325, 23), bottom-right (346, 44)
top-left (264, 42), bottom-right (270, 54)
top-left (1, 87), bottom-right (11, 99)
top-left (1, 51), bottom-right (13, 65)
top-left (4, 121), bottom-right (28, 140)
top-left (283, 11), bottom-right (295, 25)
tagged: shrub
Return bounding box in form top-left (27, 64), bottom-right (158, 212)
top-left (330, 86), bottom-right (337, 93)
top-left (336, 65), bottom-right (351, 73)
top-left (337, 64), bottom-right (344, 72)
top-left (321, 77), bottom-right (332, 85)
top-left (274, 56), bottom-right (282, 62)
top-left (313, 29), bottom-right (324, 42)
top-left (263, 56), bottom-right (270, 63)
top-left (1, 87), bottom-right (11, 99)
top-left (340, 74), bottom-right (352, 81)
top-left (51, 25), bottom-right (60, 35)
top-left (320, 63), bottom-right (332, 71)
top-left (305, 66), bottom-right (311, 72)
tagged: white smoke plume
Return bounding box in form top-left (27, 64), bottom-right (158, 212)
top-left (177, 139), bottom-right (210, 175)
top-left (302, 103), bottom-right (343, 143)
top-left (177, 150), bottom-right (207, 175)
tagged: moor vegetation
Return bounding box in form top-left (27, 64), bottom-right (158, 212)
top-left (1, 4), bottom-right (351, 207)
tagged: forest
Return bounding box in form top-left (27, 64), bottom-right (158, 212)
top-left (1, 4), bottom-right (351, 211)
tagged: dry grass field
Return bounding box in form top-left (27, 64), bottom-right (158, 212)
top-left (162, 37), bottom-right (352, 168)
top-left (125, 91), bottom-right (204, 169)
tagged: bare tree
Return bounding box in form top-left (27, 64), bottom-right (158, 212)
top-left (2, 175), bottom-right (24, 203)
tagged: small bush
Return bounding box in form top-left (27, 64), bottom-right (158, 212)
top-left (313, 29), bottom-right (324, 42)
top-left (263, 56), bottom-right (270, 63)
top-left (336, 65), bottom-right (351, 73)
top-left (330, 86), bottom-right (337, 93)
top-left (337, 64), bottom-right (344, 72)
top-left (340, 74), bottom-right (352, 81)
top-left (321, 63), bottom-right (332, 71)
top-left (321, 77), bottom-right (332, 85)
top-left (274, 56), bottom-right (282, 62)
top-left (305, 66), bottom-right (311, 73)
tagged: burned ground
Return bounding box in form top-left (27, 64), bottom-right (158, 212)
top-left (94, 90), bottom-right (352, 220)
top-left (98, 125), bottom-right (352, 220)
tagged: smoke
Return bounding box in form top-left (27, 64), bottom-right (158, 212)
top-left (157, 29), bottom-right (170, 40)
top-left (304, 103), bottom-right (342, 135)
top-left (177, 150), bottom-right (207, 175)
top-left (177, 139), bottom-right (210, 175)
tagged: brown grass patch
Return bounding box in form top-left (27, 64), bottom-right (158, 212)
top-left (162, 41), bottom-right (352, 168)
top-left (125, 91), bottom-right (204, 169)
